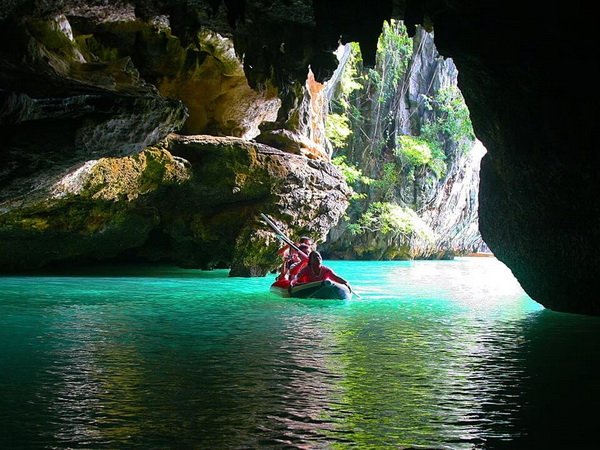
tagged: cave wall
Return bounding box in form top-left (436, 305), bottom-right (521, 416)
top-left (0, 2), bottom-right (349, 275)
top-left (0, 135), bottom-right (350, 274)
top-left (0, 0), bottom-right (597, 314)
top-left (427, 1), bottom-right (597, 314)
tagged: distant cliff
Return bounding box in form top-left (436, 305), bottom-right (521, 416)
top-left (321, 24), bottom-right (485, 260)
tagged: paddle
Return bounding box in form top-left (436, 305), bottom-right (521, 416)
top-left (261, 213), bottom-right (362, 298)
top-left (260, 213), bottom-right (308, 259)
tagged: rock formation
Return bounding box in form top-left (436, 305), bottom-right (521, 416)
top-left (321, 25), bottom-right (484, 260)
top-left (0, 135), bottom-right (350, 274)
top-left (427, 1), bottom-right (597, 315)
top-left (0, 0), bottom-right (597, 314)
top-left (0, 1), bottom-right (349, 276)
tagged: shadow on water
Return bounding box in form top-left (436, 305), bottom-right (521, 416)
top-left (438, 305), bottom-right (600, 450)
top-left (1, 262), bottom-right (228, 279)
top-left (495, 309), bottom-right (600, 449)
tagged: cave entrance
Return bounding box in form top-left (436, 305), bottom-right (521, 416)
top-left (320, 21), bottom-right (490, 261)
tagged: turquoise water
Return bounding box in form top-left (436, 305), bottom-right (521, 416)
top-left (1, 258), bottom-right (599, 449)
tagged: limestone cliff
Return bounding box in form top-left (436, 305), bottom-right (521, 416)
top-left (322, 25), bottom-right (483, 260)
top-left (0, 3), bottom-right (348, 275)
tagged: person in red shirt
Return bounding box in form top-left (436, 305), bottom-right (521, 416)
top-left (287, 244), bottom-right (310, 277)
top-left (277, 236), bottom-right (313, 259)
top-left (276, 244), bottom-right (310, 281)
top-left (291, 251), bottom-right (351, 293)
top-left (276, 237), bottom-right (312, 281)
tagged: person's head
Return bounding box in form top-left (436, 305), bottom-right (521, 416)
top-left (299, 236), bottom-right (312, 246)
top-left (308, 251), bottom-right (322, 267)
top-left (298, 244), bottom-right (310, 254)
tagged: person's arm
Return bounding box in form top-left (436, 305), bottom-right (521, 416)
top-left (277, 260), bottom-right (289, 280)
top-left (324, 267), bottom-right (352, 291)
top-left (288, 260), bottom-right (306, 277)
top-left (290, 265), bottom-right (308, 286)
top-left (277, 244), bottom-right (290, 257)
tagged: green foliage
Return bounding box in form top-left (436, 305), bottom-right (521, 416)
top-left (349, 202), bottom-right (435, 242)
top-left (427, 158), bottom-right (447, 179)
top-left (325, 20), bottom-right (476, 253)
top-left (371, 163), bottom-right (400, 200)
top-left (421, 86), bottom-right (475, 155)
top-left (375, 20), bottom-right (413, 88)
top-left (332, 156), bottom-right (373, 201)
top-left (326, 113), bottom-right (353, 149)
top-left (395, 135), bottom-right (446, 178)
top-left (329, 20), bottom-right (413, 157)
top-left (334, 43), bottom-right (364, 111)
top-left (332, 156), bottom-right (373, 185)
top-left (392, 86), bottom-right (475, 180)
top-left (339, 43), bottom-right (364, 96)
top-left (395, 135), bottom-right (432, 165)
top-left (368, 68), bottom-right (382, 91)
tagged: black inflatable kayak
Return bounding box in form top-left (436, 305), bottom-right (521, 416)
top-left (271, 279), bottom-right (352, 300)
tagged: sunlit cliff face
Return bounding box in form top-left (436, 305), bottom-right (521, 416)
top-left (0, 0), bottom-right (597, 314)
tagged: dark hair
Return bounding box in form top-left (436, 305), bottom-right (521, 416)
top-left (298, 244), bottom-right (310, 252)
top-left (309, 251), bottom-right (322, 264)
top-left (299, 236), bottom-right (311, 243)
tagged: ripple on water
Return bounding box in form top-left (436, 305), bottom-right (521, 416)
top-left (1, 261), bottom-right (599, 448)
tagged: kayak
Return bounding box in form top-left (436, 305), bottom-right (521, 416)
top-left (270, 279), bottom-right (353, 300)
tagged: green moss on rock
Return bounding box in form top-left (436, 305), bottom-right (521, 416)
top-left (80, 147), bottom-right (191, 201)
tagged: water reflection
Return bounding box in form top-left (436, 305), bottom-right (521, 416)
top-left (511, 310), bottom-right (600, 448)
top-left (1, 261), bottom-right (599, 448)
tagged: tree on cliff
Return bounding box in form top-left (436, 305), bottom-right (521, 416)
top-left (322, 20), bottom-right (484, 260)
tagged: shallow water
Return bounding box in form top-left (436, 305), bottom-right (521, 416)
top-left (1, 258), bottom-right (599, 448)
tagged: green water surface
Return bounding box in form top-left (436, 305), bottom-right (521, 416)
top-left (1, 258), bottom-right (599, 449)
